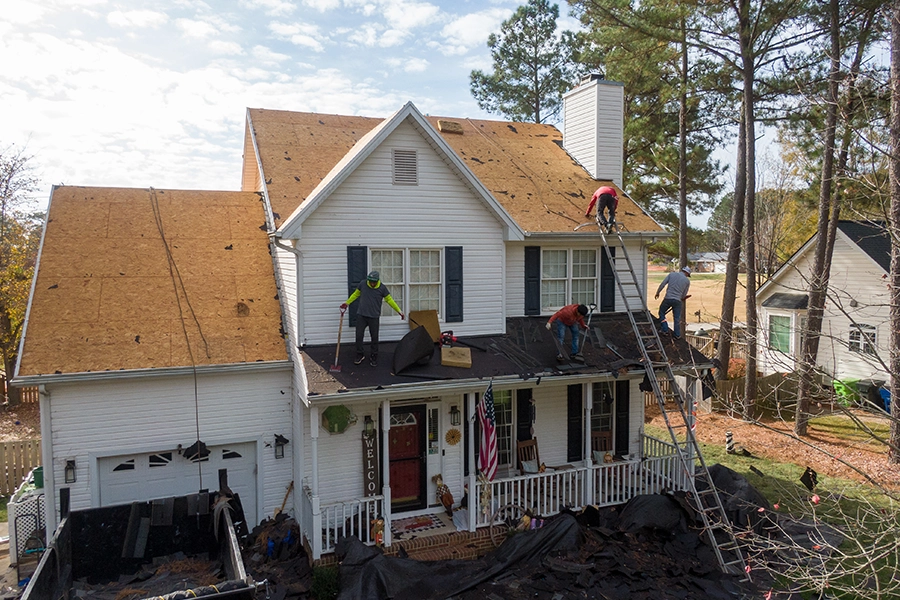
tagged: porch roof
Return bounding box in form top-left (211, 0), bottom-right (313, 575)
top-left (302, 314), bottom-right (712, 399)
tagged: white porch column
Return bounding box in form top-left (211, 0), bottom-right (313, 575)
top-left (381, 399), bottom-right (392, 547)
top-left (466, 392), bottom-right (477, 532)
top-left (583, 382), bottom-right (594, 507)
top-left (309, 405), bottom-right (322, 560)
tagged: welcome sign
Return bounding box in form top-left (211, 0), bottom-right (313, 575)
top-left (362, 430), bottom-right (380, 497)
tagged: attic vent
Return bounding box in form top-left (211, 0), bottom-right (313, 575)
top-left (437, 120), bottom-right (464, 135)
top-left (392, 149), bottom-right (418, 185)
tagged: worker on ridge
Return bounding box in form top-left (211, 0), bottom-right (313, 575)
top-left (341, 271), bottom-right (404, 367)
top-left (585, 185), bottom-right (618, 231)
top-left (655, 266), bottom-right (692, 339)
top-left (546, 304), bottom-right (589, 362)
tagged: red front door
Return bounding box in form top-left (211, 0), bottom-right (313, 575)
top-left (389, 405), bottom-right (426, 511)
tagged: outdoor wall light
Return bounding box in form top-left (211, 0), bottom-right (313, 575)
top-left (450, 405), bottom-right (461, 427)
top-left (274, 434), bottom-right (289, 459)
top-left (64, 459), bottom-right (76, 483)
top-left (364, 415), bottom-right (374, 435)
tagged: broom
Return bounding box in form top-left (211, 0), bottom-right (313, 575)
top-left (330, 306), bottom-right (346, 372)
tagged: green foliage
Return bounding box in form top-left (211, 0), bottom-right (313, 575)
top-left (469, 0), bottom-right (577, 123)
top-left (311, 566), bottom-right (339, 600)
top-left (0, 145), bottom-right (41, 402)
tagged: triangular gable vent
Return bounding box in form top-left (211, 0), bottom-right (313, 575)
top-left (392, 149), bottom-right (418, 185)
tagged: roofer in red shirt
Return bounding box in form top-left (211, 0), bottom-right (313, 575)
top-left (546, 304), bottom-right (589, 362)
top-left (585, 185), bottom-right (618, 232)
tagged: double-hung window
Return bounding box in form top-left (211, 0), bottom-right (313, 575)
top-left (768, 315), bottom-right (791, 353)
top-left (591, 382), bottom-right (614, 433)
top-left (493, 390), bottom-right (513, 467)
top-left (371, 248), bottom-right (442, 316)
top-left (849, 323), bottom-right (877, 355)
top-left (541, 249), bottom-right (597, 312)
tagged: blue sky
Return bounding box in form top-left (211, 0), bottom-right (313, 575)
top-left (3, 1), bottom-right (587, 202)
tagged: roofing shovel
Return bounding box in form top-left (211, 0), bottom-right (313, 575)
top-left (330, 306), bottom-right (346, 373)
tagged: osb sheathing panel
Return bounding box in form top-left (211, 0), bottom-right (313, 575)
top-left (248, 108), bottom-right (663, 234)
top-left (18, 186), bottom-right (286, 376)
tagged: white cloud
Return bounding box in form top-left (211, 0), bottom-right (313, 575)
top-left (302, 0), bottom-right (341, 10)
top-left (439, 8), bottom-right (511, 56)
top-left (5, 0), bottom-right (48, 24)
top-left (379, 29), bottom-right (407, 47)
top-left (107, 10), bottom-right (168, 29)
top-left (208, 40), bottom-right (244, 55)
top-left (176, 18), bottom-right (219, 39)
top-left (387, 57), bottom-right (428, 73)
top-left (240, 0), bottom-right (297, 17)
top-left (269, 22), bottom-right (326, 52)
top-left (251, 45), bottom-right (291, 64)
top-left (382, 0), bottom-right (440, 30)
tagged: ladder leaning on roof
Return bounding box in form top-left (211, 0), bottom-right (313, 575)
top-left (594, 220), bottom-right (749, 580)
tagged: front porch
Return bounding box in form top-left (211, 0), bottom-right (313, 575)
top-left (301, 433), bottom-right (689, 560)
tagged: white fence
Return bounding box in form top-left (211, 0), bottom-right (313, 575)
top-left (302, 483), bottom-right (385, 559)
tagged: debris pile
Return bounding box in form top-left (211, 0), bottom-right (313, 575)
top-left (68, 553), bottom-right (241, 600)
top-left (242, 513), bottom-right (311, 599)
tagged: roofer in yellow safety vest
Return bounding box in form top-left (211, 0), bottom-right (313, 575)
top-left (584, 186), bottom-right (618, 231)
top-left (341, 271), bottom-right (404, 367)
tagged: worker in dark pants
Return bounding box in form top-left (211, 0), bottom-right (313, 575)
top-left (341, 271), bottom-right (404, 367)
top-left (584, 185), bottom-right (618, 232)
top-left (655, 266), bottom-right (691, 339)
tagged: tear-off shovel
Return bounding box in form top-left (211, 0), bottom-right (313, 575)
top-left (330, 306), bottom-right (346, 372)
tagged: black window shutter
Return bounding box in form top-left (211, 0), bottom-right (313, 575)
top-left (445, 246), bottom-right (463, 323)
top-left (566, 384), bottom-right (583, 462)
top-left (614, 379), bottom-right (629, 455)
top-left (600, 247), bottom-right (616, 312)
top-left (347, 246), bottom-right (367, 327)
top-left (524, 246), bottom-right (541, 315)
top-left (516, 389), bottom-right (533, 443)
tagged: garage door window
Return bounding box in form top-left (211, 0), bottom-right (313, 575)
top-left (150, 453), bottom-right (172, 467)
top-left (113, 459), bottom-right (135, 472)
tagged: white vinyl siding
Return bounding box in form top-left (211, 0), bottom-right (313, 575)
top-left (757, 231), bottom-right (889, 380)
top-left (562, 79), bottom-right (624, 185)
top-left (45, 368), bottom-right (293, 525)
top-left (295, 120), bottom-right (506, 344)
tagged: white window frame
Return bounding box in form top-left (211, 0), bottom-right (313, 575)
top-left (370, 248), bottom-right (442, 317)
top-left (493, 390), bottom-right (514, 468)
top-left (849, 323), bottom-right (877, 355)
top-left (540, 248), bottom-right (598, 313)
top-left (591, 382), bottom-right (614, 435)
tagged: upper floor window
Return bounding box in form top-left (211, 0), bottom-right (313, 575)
top-left (392, 149), bottom-right (418, 185)
top-left (768, 315), bottom-right (791, 353)
top-left (371, 248), bottom-right (441, 316)
top-left (541, 249), bottom-right (597, 312)
top-left (849, 323), bottom-right (877, 355)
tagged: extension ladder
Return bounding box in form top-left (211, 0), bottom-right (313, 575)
top-left (596, 222), bottom-right (749, 579)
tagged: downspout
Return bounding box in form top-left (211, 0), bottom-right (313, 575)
top-left (39, 385), bottom-right (57, 533)
top-left (270, 234), bottom-right (304, 345)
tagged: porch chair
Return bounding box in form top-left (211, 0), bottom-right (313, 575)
top-left (591, 431), bottom-right (613, 463)
top-left (516, 438), bottom-right (540, 475)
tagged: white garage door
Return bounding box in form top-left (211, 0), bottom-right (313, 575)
top-left (99, 441), bottom-right (257, 524)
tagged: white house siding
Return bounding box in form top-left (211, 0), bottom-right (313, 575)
top-left (45, 368), bottom-right (292, 525)
top-left (757, 234), bottom-right (889, 380)
top-left (506, 245), bottom-right (525, 318)
top-left (295, 120), bottom-right (506, 345)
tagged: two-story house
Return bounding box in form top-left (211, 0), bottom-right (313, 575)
top-left (16, 76), bottom-right (711, 560)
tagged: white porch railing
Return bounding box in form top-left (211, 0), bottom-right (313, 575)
top-left (302, 483), bottom-right (385, 559)
top-left (302, 436), bottom-right (684, 558)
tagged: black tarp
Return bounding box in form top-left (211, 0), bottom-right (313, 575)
top-left (335, 513), bottom-right (582, 600)
top-left (391, 326), bottom-right (435, 374)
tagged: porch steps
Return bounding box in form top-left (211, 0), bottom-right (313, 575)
top-left (310, 524), bottom-right (496, 567)
top-left (597, 224), bottom-right (750, 581)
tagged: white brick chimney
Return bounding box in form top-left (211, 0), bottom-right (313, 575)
top-left (562, 74), bottom-right (624, 186)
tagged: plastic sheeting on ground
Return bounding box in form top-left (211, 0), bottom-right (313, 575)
top-left (335, 513), bottom-right (582, 600)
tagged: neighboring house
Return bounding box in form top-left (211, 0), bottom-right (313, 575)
top-left (757, 220), bottom-right (890, 383)
top-left (688, 252), bottom-right (729, 274)
top-left (16, 76), bottom-right (712, 560)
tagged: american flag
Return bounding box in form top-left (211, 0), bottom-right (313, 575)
top-left (477, 381), bottom-right (498, 481)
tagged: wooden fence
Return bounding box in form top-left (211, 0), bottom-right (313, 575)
top-left (684, 333), bottom-right (747, 361)
top-left (18, 387), bottom-right (39, 404)
top-left (0, 439), bottom-right (41, 496)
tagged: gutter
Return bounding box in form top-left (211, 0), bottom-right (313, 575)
top-left (270, 233), bottom-right (304, 345)
top-left (12, 360), bottom-right (293, 387)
